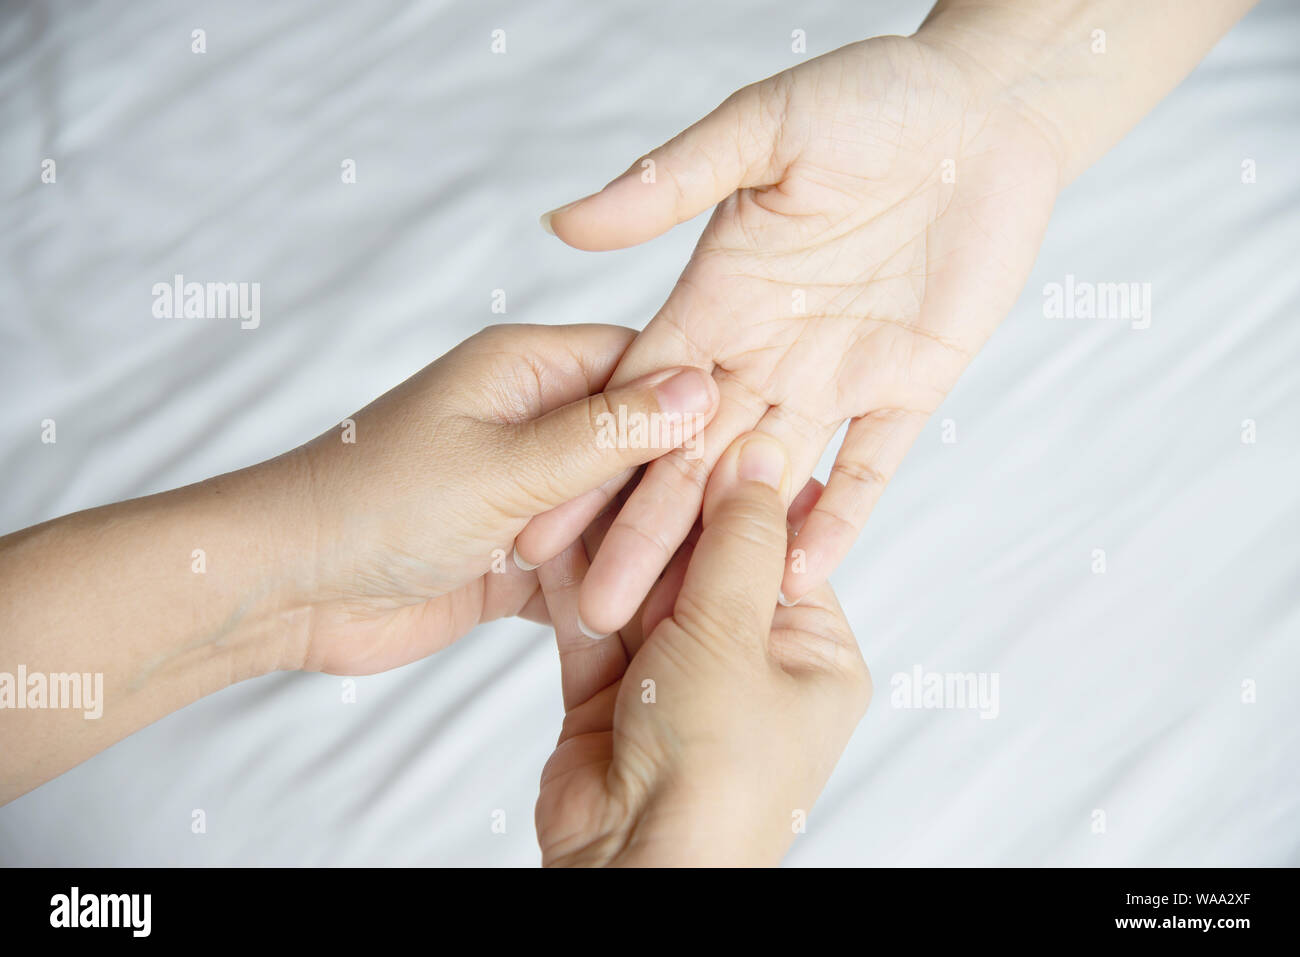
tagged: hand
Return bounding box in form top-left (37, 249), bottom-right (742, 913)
top-left (521, 32), bottom-right (1061, 635)
top-left (0, 321), bottom-right (720, 802)
top-left (290, 323), bottom-right (718, 675)
top-left (534, 433), bottom-right (871, 867)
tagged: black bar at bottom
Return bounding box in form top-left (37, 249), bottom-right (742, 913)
top-left (0, 865), bottom-right (1292, 944)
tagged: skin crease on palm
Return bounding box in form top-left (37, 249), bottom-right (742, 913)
top-left (517, 35), bottom-right (1061, 637)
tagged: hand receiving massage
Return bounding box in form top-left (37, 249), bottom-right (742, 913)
top-left (520, 0), bottom-right (1256, 636)
top-left (0, 323), bottom-right (869, 866)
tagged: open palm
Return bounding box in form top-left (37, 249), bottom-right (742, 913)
top-left (524, 35), bottom-right (1061, 635)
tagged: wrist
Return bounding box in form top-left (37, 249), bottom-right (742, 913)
top-left (225, 447), bottom-right (324, 675)
top-left (151, 453), bottom-right (320, 680)
top-left (911, 9), bottom-right (1071, 191)
top-left (914, 0), bottom-right (1257, 187)
top-left (609, 770), bottom-right (793, 867)
top-left (0, 457), bottom-right (316, 801)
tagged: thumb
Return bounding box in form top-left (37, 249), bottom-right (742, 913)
top-left (673, 432), bottom-right (791, 647)
top-left (541, 79), bottom-right (788, 251)
top-left (501, 366), bottom-right (718, 515)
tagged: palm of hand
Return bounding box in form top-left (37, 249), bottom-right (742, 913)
top-left (553, 37), bottom-right (1060, 632)
top-left (687, 39), bottom-right (1057, 423)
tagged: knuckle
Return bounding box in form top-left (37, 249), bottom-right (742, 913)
top-left (584, 391), bottom-right (618, 436)
top-left (512, 452), bottom-right (576, 512)
top-left (831, 458), bottom-right (887, 491)
top-left (851, 656), bottom-right (874, 715)
top-left (469, 323), bottom-right (515, 348)
top-left (673, 590), bottom-right (763, 649)
top-left (657, 446), bottom-right (711, 490)
top-left (659, 163), bottom-right (692, 216)
top-left (710, 493), bottom-right (786, 549)
top-left (616, 518), bottom-right (675, 565)
top-left (860, 660), bottom-right (874, 703)
top-left (826, 620), bottom-right (873, 714)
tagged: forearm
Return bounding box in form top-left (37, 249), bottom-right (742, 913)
top-left (915, 0), bottom-right (1257, 186)
top-left (0, 453), bottom-right (312, 803)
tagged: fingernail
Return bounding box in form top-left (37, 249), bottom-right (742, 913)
top-left (513, 547), bottom-right (540, 571)
top-left (738, 435), bottom-right (786, 490)
top-left (539, 200), bottom-right (581, 235)
top-left (577, 614), bottom-right (609, 641)
top-left (654, 368), bottom-right (715, 416)
top-left (778, 591), bottom-right (800, 607)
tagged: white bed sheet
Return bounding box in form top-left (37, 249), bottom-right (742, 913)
top-left (1, 0), bottom-right (1297, 866)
